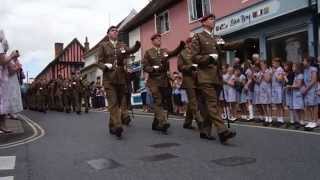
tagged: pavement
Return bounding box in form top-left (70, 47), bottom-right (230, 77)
top-left (0, 119), bottom-right (26, 145)
top-left (0, 110), bottom-right (319, 180)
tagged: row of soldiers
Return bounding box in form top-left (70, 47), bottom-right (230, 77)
top-left (26, 72), bottom-right (93, 114)
top-left (97, 13), bottom-right (240, 145)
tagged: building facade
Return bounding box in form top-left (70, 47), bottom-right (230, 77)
top-left (81, 10), bottom-right (138, 86)
top-left (36, 38), bottom-right (87, 80)
top-left (122, 0), bottom-right (319, 70)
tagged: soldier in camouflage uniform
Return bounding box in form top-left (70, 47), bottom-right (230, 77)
top-left (70, 71), bottom-right (82, 114)
top-left (97, 26), bottom-right (141, 138)
top-left (191, 14), bottom-right (241, 144)
top-left (142, 33), bottom-right (185, 133)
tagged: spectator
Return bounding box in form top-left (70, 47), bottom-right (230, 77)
top-left (0, 29), bottom-right (21, 134)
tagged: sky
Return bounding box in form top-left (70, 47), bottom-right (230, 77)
top-left (0, 0), bottom-right (150, 79)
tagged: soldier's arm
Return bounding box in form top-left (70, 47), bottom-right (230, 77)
top-left (219, 37), bottom-right (254, 51)
top-left (191, 34), bottom-right (211, 66)
top-left (167, 41), bottom-right (185, 58)
top-left (96, 43), bottom-right (108, 70)
top-left (220, 41), bottom-right (242, 51)
top-left (125, 41), bottom-right (141, 55)
top-left (177, 53), bottom-right (192, 73)
top-left (142, 51), bottom-right (154, 73)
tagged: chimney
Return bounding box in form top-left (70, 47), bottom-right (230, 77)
top-left (54, 43), bottom-right (64, 57)
top-left (84, 36), bottom-right (90, 52)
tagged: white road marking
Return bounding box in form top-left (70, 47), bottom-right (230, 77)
top-left (0, 156), bottom-right (16, 170)
top-left (0, 176), bottom-right (14, 180)
top-left (0, 114), bottom-right (45, 149)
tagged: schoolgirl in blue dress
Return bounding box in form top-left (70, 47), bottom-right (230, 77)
top-left (271, 58), bottom-right (285, 126)
top-left (234, 67), bottom-right (247, 120)
top-left (259, 61), bottom-right (272, 126)
top-left (244, 64), bottom-right (254, 120)
top-left (224, 66), bottom-right (237, 121)
top-left (303, 57), bottom-right (318, 131)
top-left (252, 64), bottom-right (263, 122)
top-left (219, 64), bottom-right (228, 120)
top-left (286, 63), bottom-right (305, 129)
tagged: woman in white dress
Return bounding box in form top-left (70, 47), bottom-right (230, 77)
top-left (4, 57), bottom-right (24, 114)
top-left (0, 30), bottom-right (21, 134)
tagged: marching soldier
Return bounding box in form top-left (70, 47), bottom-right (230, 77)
top-left (177, 37), bottom-right (202, 130)
top-left (81, 74), bottom-right (92, 113)
top-left (48, 80), bottom-right (56, 110)
top-left (142, 33), bottom-right (185, 133)
top-left (55, 74), bottom-right (64, 112)
top-left (39, 78), bottom-right (48, 113)
top-left (62, 78), bottom-right (71, 113)
top-left (70, 71), bottom-right (82, 114)
top-left (29, 80), bottom-right (37, 111)
top-left (191, 14), bottom-right (238, 144)
top-left (97, 25), bottom-right (141, 138)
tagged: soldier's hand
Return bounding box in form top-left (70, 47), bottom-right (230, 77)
top-left (208, 56), bottom-right (217, 65)
top-left (152, 65), bottom-right (161, 72)
top-left (179, 41), bottom-right (186, 49)
top-left (135, 41), bottom-right (141, 47)
top-left (189, 64), bottom-right (198, 71)
top-left (104, 63), bottom-right (113, 71)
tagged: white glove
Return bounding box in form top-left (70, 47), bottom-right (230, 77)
top-left (120, 48), bottom-right (126, 54)
top-left (153, 65), bottom-right (160, 70)
top-left (104, 63), bottom-right (113, 69)
top-left (216, 38), bottom-right (225, 45)
top-left (192, 64), bottom-right (198, 68)
top-left (163, 52), bottom-right (169, 57)
top-left (209, 54), bottom-right (219, 60)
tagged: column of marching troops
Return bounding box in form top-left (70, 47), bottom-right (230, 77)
top-left (26, 72), bottom-right (93, 114)
top-left (26, 14), bottom-right (238, 145)
top-left (94, 14), bottom-right (238, 144)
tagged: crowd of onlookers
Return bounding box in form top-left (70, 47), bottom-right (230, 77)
top-left (141, 72), bottom-right (189, 116)
top-left (140, 54), bottom-right (320, 131)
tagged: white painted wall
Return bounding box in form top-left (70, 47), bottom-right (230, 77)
top-left (129, 27), bottom-right (142, 63)
top-left (84, 53), bottom-right (97, 67)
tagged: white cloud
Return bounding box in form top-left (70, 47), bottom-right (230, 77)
top-left (1, 0), bottom-right (149, 78)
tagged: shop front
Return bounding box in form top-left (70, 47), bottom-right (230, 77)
top-left (215, 0), bottom-right (317, 64)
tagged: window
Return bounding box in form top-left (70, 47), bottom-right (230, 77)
top-left (267, 31), bottom-right (308, 63)
top-left (156, 11), bottom-right (170, 34)
top-left (188, 0), bottom-right (212, 22)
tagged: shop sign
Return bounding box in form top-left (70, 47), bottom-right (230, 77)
top-left (214, 0), bottom-right (309, 35)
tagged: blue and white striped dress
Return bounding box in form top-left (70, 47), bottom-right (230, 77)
top-left (271, 67), bottom-right (285, 104)
top-left (292, 73), bottom-right (304, 110)
top-left (303, 66), bottom-right (318, 106)
top-left (259, 69), bottom-right (272, 105)
top-left (238, 74), bottom-right (247, 104)
top-left (245, 69), bottom-right (253, 101)
top-left (253, 72), bottom-right (262, 105)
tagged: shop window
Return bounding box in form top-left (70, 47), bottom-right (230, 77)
top-left (267, 31), bottom-right (308, 63)
top-left (156, 11), bottom-right (170, 34)
top-left (188, 0), bottom-right (212, 22)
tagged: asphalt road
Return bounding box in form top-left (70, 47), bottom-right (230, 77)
top-left (0, 110), bottom-right (319, 180)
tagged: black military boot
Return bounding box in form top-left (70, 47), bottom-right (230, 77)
top-left (114, 127), bottom-right (123, 139)
top-left (152, 118), bottom-right (159, 131)
top-left (183, 123), bottom-right (195, 130)
top-left (218, 130), bottom-right (236, 144)
top-left (122, 116), bottom-right (131, 126)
